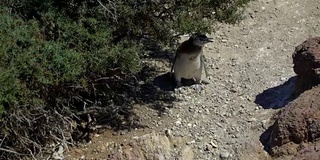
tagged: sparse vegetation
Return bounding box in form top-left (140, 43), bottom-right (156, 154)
top-left (0, 0), bottom-right (251, 159)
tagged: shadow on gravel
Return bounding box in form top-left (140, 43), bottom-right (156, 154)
top-left (153, 72), bottom-right (200, 91)
top-left (259, 125), bottom-right (274, 153)
top-left (153, 72), bottom-right (176, 91)
top-left (254, 76), bottom-right (297, 109)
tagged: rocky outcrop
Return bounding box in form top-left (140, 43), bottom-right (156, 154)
top-left (292, 37), bottom-right (320, 96)
top-left (291, 141), bottom-right (320, 160)
top-left (267, 85), bottom-right (320, 157)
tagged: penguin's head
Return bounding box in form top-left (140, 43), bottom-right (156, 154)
top-left (191, 34), bottom-right (213, 47)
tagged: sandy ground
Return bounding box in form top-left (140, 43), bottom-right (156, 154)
top-left (66, 0), bottom-right (320, 159)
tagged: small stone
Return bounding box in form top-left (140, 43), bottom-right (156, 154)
top-left (261, 119), bottom-right (270, 129)
top-left (120, 131), bottom-right (127, 135)
top-left (175, 120), bottom-right (182, 126)
top-left (231, 134), bottom-right (238, 138)
top-left (221, 39), bottom-right (228, 43)
top-left (174, 87), bottom-right (185, 93)
top-left (220, 150), bottom-right (230, 159)
top-left (195, 136), bottom-right (203, 142)
top-left (180, 146), bottom-right (194, 160)
top-left (100, 146), bottom-right (106, 152)
top-left (165, 129), bottom-right (173, 138)
top-left (205, 143), bottom-right (213, 151)
top-left (186, 140), bottom-right (196, 145)
top-left (191, 84), bottom-right (202, 91)
top-left (248, 118), bottom-right (257, 122)
top-left (230, 88), bottom-right (237, 93)
top-left (280, 77), bottom-right (287, 81)
top-left (209, 142), bottom-right (218, 148)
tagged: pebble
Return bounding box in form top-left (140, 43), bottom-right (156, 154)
top-left (209, 142), bottom-right (218, 148)
top-left (165, 129), bottom-right (173, 138)
top-left (248, 117), bottom-right (257, 122)
top-left (221, 39), bottom-right (228, 43)
top-left (120, 131), bottom-right (127, 135)
top-left (52, 145), bottom-right (64, 160)
top-left (191, 84), bottom-right (202, 91)
top-left (195, 136), bottom-right (203, 142)
top-left (220, 150), bottom-right (231, 159)
top-left (205, 143), bottom-right (214, 151)
top-left (186, 140), bottom-right (196, 145)
top-left (280, 77), bottom-right (287, 81)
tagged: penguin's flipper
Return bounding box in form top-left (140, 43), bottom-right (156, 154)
top-left (201, 54), bottom-right (209, 78)
top-left (170, 54), bottom-right (178, 78)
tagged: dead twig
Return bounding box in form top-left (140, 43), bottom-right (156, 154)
top-left (96, 0), bottom-right (118, 21)
top-left (0, 134), bottom-right (6, 147)
top-left (0, 147), bottom-right (25, 156)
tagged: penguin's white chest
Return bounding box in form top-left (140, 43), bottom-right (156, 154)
top-left (173, 53), bottom-right (202, 79)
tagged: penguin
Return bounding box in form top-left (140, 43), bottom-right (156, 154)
top-left (170, 34), bottom-right (213, 87)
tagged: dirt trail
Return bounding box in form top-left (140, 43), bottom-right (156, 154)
top-left (67, 0), bottom-right (320, 159)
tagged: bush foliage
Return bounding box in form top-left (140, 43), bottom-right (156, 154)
top-left (0, 0), bottom-right (251, 159)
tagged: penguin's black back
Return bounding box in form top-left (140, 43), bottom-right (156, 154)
top-left (176, 37), bottom-right (202, 55)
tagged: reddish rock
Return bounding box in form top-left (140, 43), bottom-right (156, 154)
top-left (292, 37), bottom-right (320, 96)
top-left (268, 85), bottom-right (320, 157)
top-left (292, 141), bottom-right (320, 160)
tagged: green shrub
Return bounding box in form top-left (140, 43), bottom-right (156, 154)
top-left (0, 0), bottom-right (252, 158)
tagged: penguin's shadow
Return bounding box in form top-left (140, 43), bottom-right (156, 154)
top-left (153, 72), bottom-right (198, 91)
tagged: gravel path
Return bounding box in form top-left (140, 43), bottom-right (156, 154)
top-left (67, 0), bottom-right (320, 159)
top-left (168, 0), bottom-right (319, 159)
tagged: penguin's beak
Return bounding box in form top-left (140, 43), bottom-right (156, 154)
top-left (206, 38), bottom-right (214, 42)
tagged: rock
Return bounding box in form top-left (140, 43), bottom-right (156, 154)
top-left (52, 145), bottom-right (64, 160)
top-left (209, 142), bottom-right (218, 148)
top-left (179, 146), bottom-right (194, 160)
top-left (110, 131), bottom-right (171, 159)
top-left (239, 140), bottom-right (272, 160)
top-left (292, 141), bottom-right (320, 160)
top-left (165, 129), bottom-right (173, 139)
top-left (221, 39), bottom-right (228, 43)
top-left (204, 142), bottom-right (218, 152)
top-left (292, 37), bottom-right (320, 96)
top-left (267, 85), bottom-right (320, 157)
top-left (175, 118), bottom-right (182, 126)
top-left (136, 131), bottom-right (172, 159)
top-left (191, 84), bottom-right (202, 91)
top-left (220, 150), bottom-right (231, 159)
top-left (186, 140), bottom-right (196, 145)
top-left (109, 131), bottom-right (192, 160)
